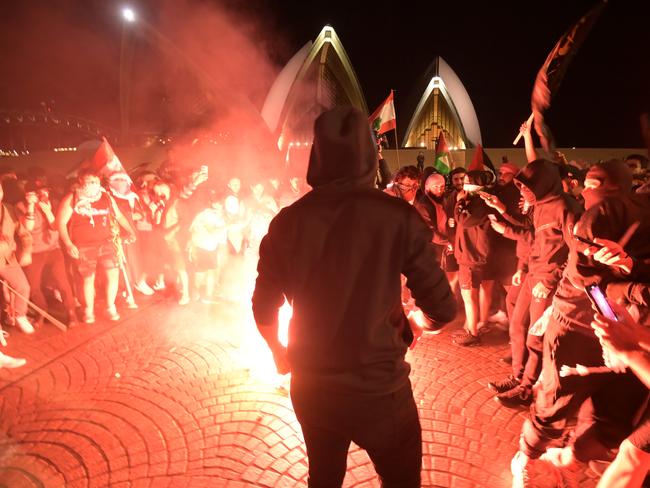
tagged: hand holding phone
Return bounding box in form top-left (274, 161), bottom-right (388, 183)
top-left (585, 284), bottom-right (618, 321)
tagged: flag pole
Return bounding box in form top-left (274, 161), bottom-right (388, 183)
top-left (513, 112), bottom-right (534, 145)
top-left (392, 90), bottom-right (401, 167)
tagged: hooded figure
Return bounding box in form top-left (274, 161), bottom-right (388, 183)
top-left (252, 106), bottom-right (456, 487)
top-left (514, 159), bottom-right (583, 292)
top-left (514, 160), bottom-right (650, 467)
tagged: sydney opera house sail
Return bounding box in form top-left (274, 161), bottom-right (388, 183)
top-left (402, 57), bottom-right (482, 151)
top-left (262, 26), bottom-right (367, 174)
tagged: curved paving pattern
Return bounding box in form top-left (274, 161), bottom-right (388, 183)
top-left (0, 300), bottom-right (602, 487)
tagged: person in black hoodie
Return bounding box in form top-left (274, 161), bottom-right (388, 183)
top-left (511, 160), bottom-right (650, 486)
top-left (487, 159), bottom-right (583, 407)
top-left (453, 170), bottom-right (497, 347)
top-left (252, 106), bottom-right (456, 488)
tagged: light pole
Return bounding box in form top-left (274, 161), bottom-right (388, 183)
top-left (119, 6), bottom-right (136, 144)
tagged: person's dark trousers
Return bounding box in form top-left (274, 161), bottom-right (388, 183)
top-left (509, 275), bottom-right (553, 380)
top-left (505, 272), bottom-right (526, 322)
top-left (520, 314), bottom-right (649, 461)
top-left (23, 248), bottom-right (76, 313)
top-left (290, 378), bottom-right (422, 488)
top-left (521, 333), bottom-right (544, 387)
top-left (509, 275), bottom-right (534, 379)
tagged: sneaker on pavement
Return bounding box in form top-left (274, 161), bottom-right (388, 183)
top-left (539, 448), bottom-right (584, 488)
top-left (153, 279), bottom-right (166, 291)
top-left (83, 309), bottom-right (95, 324)
top-left (453, 331), bottom-right (481, 347)
top-left (15, 316), bottom-right (35, 334)
top-left (488, 310), bottom-right (508, 324)
top-left (511, 451), bottom-right (535, 488)
top-left (496, 384), bottom-right (533, 408)
top-left (488, 374), bottom-right (521, 393)
top-left (178, 294), bottom-right (190, 306)
top-left (106, 306), bottom-right (120, 321)
top-left (134, 280), bottom-right (154, 296)
top-left (0, 352), bottom-right (27, 369)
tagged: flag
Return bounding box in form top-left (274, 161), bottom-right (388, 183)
top-left (85, 137), bottom-right (129, 177)
top-left (434, 131), bottom-right (451, 175)
top-left (468, 144), bottom-right (497, 175)
top-left (531, 1), bottom-right (606, 152)
top-left (83, 137), bottom-right (136, 200)
top-left (369, 91), bottom-right (397, 135)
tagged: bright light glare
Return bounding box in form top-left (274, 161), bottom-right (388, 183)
top-left (122, 7), bottom-right (136, 22)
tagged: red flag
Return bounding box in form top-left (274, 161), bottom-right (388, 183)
top-left (531, 1), bottom-right (606, 152)
top-left (85, 137), bottom-right (129, 177)
top-left (468, 144), bottom-right (497, 175)
top-left (84, 137), bottom-right (136, 200)
top-left (369, 91), bottom-right (397, 135)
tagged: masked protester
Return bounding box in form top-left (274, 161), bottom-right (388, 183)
top-left (253, 106), bottom-right (456, 488)
top-left (452, 170), bottom-right (499, 346)
top-left (57, 168), bottom-right (136, 324)
top-left (0, 183), bottom-right (34, 336)
top-left (511, 159), bottom-right (650, 487)
top-left (18, 180), bottom-right (77, 327)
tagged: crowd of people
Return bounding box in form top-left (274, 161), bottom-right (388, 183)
top-left (377, 120), bottom-right (650, 487)
top-left (0, 153), bottom-right (307, 369)
top-left (2, 109), bottom-right (650, 487)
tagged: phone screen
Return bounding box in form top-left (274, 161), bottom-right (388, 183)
top-left (585, 284), bottom-right (617, 321)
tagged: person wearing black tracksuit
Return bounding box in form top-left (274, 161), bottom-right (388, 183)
top-left (511, 159), bottom-right (650, 483)
top-left (252, 107), bottom-right (457, 488)
top-left (488, 159), bottom-right (583, 406)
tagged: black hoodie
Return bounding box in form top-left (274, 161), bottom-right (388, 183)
top-left (253, 107), bottom-right (456, 394)
top-left (515, 159), bottom-right (583, 289)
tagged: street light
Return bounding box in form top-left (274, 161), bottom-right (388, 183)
top-left (122, 7), bottom-right (136, 23)
top-left (120, 6), bottom-right (137, 143)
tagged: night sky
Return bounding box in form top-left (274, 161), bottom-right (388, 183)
top-left (1, 0), bottom-right (648, 148)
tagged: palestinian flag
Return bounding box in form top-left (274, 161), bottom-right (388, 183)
top-left (434, 130), bottom-right (451, 175)
top-left (531, 0), bottom-right (606, 152)
top-left (369, 91), bottom-right (397, 135)
top-left (468, 144), bottom-right (497, 175)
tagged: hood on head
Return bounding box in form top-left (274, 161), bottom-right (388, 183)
top-left (515, 159), bottom-right (563, 201)
top-left (583, 159), bottom-right (632, 209)
top-left (306, 106), bottom-right (378, 188)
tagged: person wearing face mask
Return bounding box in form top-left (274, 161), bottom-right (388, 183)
top-left (57, 168), bottom-right (136, 324)
top-left (0, 183), bottom-right (34, 336)
top-left (488, 159), bottom-right (583, 408)
top-left (452, 170), bottom-right (498, 346)
top-left (18, 180), bottom-right (77, 327)
top-left (511, 159), bottom-right (650, 487)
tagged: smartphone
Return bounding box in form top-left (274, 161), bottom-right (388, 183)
top-left (574, 235), bottom-right (604, 249)
top-left (585, 284), bottom-right (618, 321)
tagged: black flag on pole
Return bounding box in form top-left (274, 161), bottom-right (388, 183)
top-left (531, 0), bottom-right (607, 152)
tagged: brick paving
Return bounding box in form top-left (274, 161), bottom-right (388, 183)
top-left (0, 297), bottom-right (602, 487)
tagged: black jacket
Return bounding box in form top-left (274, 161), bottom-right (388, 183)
top-left (515, 160), bottom-right (583, 288)
top-left (252, 107), bottom-right (456, 394)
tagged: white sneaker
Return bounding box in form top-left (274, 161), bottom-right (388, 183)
top-left (134, 280), bottom-right (154, 296)
top-left (488, 310), bottom-right (508, 324)
top-left (511, 451), bottom-right (535, 488)
top-left (153, 279), bottom-right (166, 291)
top-left (83, 309), bottom-right (95, 324)
top-left (15, 316), bottom-right (35, 334)
top-left (178, 294), bottom-right (190, 306)
top-left (106, 306), bottom-right (121, 321)
top-left (0, 352), bottom-right (26, 369)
